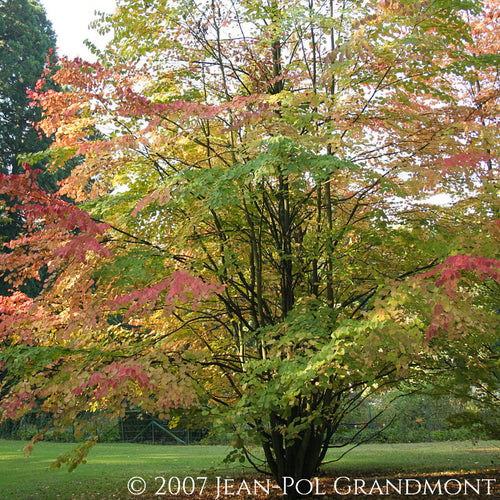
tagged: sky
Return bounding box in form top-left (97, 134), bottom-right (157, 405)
top-left (40, 0), bottom-right (116, 60)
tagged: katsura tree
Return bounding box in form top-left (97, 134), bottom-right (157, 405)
top-left (1, 0), bottom-right (499, 492)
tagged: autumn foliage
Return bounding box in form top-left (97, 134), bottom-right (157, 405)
top-left (0, 0), bottom-right (499, 489)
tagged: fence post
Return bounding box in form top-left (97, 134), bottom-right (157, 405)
top-left (426, 403), bottom-right (431, 441)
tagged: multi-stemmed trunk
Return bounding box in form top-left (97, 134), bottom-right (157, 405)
top-left (259, 415), bottom-right (336, 498)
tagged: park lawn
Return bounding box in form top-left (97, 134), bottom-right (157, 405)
top-left (0, 441), bottom-right (242, 499)
top-left (323, 441), bottom-right (500, 475)
top-left (0, 440), bottom-right (498, 499)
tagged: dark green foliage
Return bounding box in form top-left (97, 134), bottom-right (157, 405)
top-left (0, 0), bottom-right (56, 176)
top-left (332, 391), bottom-right (496, 444)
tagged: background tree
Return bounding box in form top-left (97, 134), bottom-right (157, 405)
top-left (0, 0), bottom-right (498, 494)
top-left (0, 0), bottom-right (60, 295)
top-left (0, 0), bottom-right (56, 176)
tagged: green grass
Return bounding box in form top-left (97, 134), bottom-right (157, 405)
top-left (0, 441), bottom-right (241, 499)
top-left (323, 441), bottom-right (500, 475)
top-left (0, 440), bottom-right (498, 499)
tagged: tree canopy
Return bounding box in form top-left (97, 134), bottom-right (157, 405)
top-left (0, 0), bottom-right (56, 176)
top-left (0, 0), bottom-right (499, 491)
top-left (0, 0), bottom-right (59, 296)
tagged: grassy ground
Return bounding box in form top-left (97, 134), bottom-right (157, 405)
top-left (323, 441), bottom-right (500, 474)
top-left (0, 439), bottom-right (498, 499)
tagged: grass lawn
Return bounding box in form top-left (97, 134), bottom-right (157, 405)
top-left (0, 440), bottom-right (498, 499)
top-left (322, 441), bottom-right (500, 475)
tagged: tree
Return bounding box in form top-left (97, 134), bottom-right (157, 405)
top-left (0, 0), bottom-right (59, 295)
top-left (0, 0), bottom-right (57, 176)
top-left (0, 0), bottom-right (499, 494)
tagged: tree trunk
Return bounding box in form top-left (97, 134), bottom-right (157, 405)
top-left (260, 409), bottom-right (336, 498)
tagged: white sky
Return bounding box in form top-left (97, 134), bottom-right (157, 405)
top-left (40, 0), bottom-right (116, 60)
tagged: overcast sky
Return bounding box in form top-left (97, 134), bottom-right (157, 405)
top-left (40, 0), bottom-right (116, 60)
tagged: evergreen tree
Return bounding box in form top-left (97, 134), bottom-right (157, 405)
top-left (0, 0), bottom-right (56, 176)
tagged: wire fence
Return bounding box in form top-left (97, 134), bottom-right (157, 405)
top-left (0, 394), bottom-right (495, 444)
